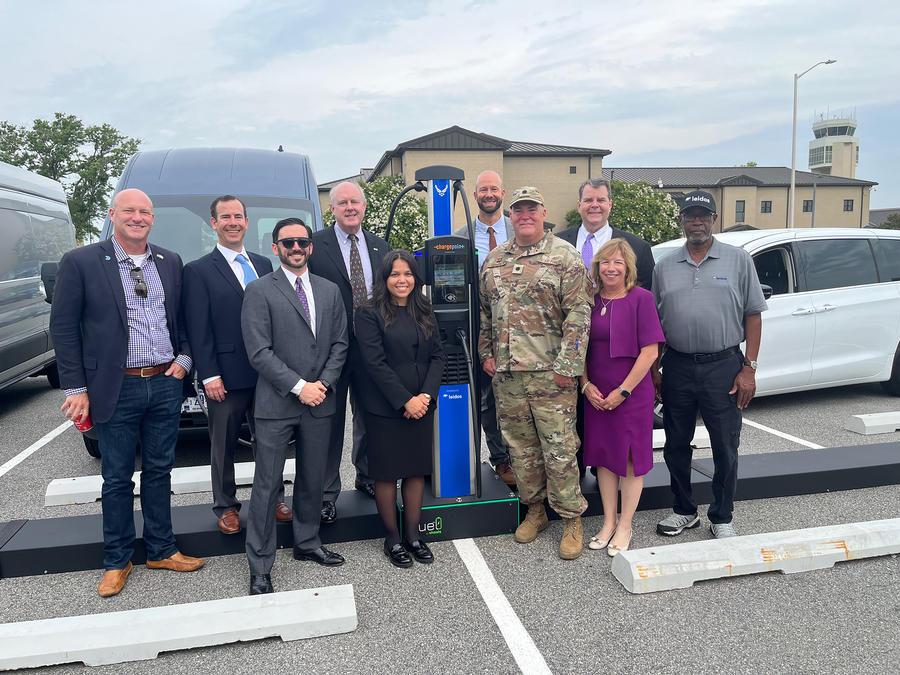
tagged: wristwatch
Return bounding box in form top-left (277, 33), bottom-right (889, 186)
top-left (320, 379), bottom-right (331, 390)
top-left (743, 358), bottom-right (758, 371)
top-left (619, 388), bottom-right (631, 398)
top-left (422, 393), bottom-right (432, 401)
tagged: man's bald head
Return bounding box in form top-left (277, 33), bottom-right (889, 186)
top-left (109, 188), bottom-right (154, 254)
top-left (112, 188), bottom-right (153, 210)
top-left (473, 171), bottom-right (505, 219)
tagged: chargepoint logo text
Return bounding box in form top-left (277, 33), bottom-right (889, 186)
top-left (419, 516), bottom-right (443, 536)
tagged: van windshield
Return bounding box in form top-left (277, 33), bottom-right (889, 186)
top-left (132, 195), bottom-right (317, 265)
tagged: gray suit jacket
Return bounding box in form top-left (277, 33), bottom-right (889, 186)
top-left (454, 214), bottom-right (514, 240)
top-left (241, 268), bottom-right (348, 420)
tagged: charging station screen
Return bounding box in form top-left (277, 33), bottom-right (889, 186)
top-left (433, 257), bottom-right (466, 287)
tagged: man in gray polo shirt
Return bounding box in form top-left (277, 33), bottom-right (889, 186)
top-left (652, 190), bottom-right (767, 539)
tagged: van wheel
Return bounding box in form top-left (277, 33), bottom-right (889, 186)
top-left (882, 344), bottom-right (900, 396)
top-left (84, 436), bottom-right (101, 458)
top-left (653, 401), bottom-right (664, 429)
top-left (45, 363), bottom-right (60, 389)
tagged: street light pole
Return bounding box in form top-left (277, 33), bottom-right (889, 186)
top-left (789, 59), bottom-right (836, 229)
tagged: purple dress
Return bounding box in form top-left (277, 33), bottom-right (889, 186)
top-left (583, 287), bottom-right (665, 477)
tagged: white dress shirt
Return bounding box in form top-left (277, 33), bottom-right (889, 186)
top-left (576, 222), bottom-right (613, 261)
top-left (216, 243), bottom-right (258, 289)
top-left (473, 216), bottom-right (509, 268)
top-left (333, 223), bottom-right (374, 297)
top-left (281, 266), bottom-right (317, 395)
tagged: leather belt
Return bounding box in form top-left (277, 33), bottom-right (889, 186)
top-left (667, 346), bottom-right (741, 364)
top-left (124, 362), bottom-right (172, 377)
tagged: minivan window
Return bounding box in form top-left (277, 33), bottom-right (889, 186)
top-left (753, 247), bottom-right (792, 296)
top-left (1, 209), bottom-right (71, 281)
top-left (139, 195), bottom-right (316, 265)
top-left (799, 239), bottom-right (878, 291)
top-left (873, 238), bottom-right (900, 283)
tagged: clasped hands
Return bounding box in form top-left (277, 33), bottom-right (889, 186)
top-left (299, 380), bottom-right (328, 406)
top-left (582, 382), bottom-right (624, 412)
top-left (404, 394), bottom-right (431, 420)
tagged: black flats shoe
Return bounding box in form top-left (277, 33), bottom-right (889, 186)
top-left (404, 539), bottom-right (434, 564)
top-left (384, 540), bottom-right (413, 568)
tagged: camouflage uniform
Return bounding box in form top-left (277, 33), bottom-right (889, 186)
top-left (479, 232), bottom-right (593, 518)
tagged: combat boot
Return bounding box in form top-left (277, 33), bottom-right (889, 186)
top-left (514, 503), bottom-right (549, 543)
top-left (559, 516), bottom-right (584, 560)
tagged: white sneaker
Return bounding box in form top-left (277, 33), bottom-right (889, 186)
top-left (710, 521), bottom-right (738, 539)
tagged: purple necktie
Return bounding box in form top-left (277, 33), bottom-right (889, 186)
top-left (582, 233), bottom-right (594, 269)
top-left (295, 277), bottom-right (311, 325)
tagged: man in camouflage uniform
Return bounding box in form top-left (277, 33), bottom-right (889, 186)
top-left (479, 186), bottom-right (594, 560)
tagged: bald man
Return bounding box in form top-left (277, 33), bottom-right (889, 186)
top-left (51, 188), bottom-right (204, 598)
top-left (455, 170), bottom-right (516, 487)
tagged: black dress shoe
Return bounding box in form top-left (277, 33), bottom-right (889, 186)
top-left (384, 540), bottom-right (413, 568)
top-left (293, 546), bottom-right (345, 567)
top-left (320, 501), bottom-right (336, 524)
top-left (355, 482), bottom-right (376, 499)
top-left (404, 539), bottom-right (434, 564)
top-left (250, 574), bottom-right (273, 595)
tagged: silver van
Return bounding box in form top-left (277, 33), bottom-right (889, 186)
top-left (0, 161), bottom-right (75, 390)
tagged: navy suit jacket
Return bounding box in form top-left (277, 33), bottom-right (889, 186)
top-left (555, 224), bottom-right (655, 290)
top-left (50, 239), bottom-right (191, 424)
top-left (182, 247), bottom-right (273, 391)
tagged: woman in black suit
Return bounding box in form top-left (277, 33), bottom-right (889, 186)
top-left (354, 249), bottom-right (446, 568)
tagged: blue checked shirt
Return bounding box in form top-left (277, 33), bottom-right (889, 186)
top-left (63, 238), bottom-right (191, 397)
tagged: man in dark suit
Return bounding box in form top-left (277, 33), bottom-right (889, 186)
top-left (242, 217), bottom-right (349, 595)
top-left (182, 195), bottom-right (291, 535)
top-left (308, 181), bottom-right (389, 522)
top-left (51, 188), bottom-right (204, 598)
top-left (556, 178), bottom-right (655, 290)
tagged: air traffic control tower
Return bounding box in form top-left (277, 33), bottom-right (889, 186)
top-left (808, 111), bottom-right (859, 179)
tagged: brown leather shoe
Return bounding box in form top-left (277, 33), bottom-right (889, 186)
top-left (98, 562), bottom-right (133, 597)
top-left (146, 551), bottom-right (205, 572)
top-left (275, 502), bottom-right (293, 522)
top-left (217, 509), bottom-right (241, 535)
top-left (495, 462), bottom-right (517, 488)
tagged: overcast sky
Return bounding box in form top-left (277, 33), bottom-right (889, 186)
top-left (2, 0), bottom-right (898, 208)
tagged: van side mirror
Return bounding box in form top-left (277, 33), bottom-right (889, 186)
top-left (760, 284), bottom-right (773, 300)
top-left (41, 262), bottom-right (59, 304)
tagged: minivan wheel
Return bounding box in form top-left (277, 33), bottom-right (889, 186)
top-left (84, 436), bottom-right (101, 458)
top-left (45, 363), bottom-right (60, 389)
top-left (881, 344), bottom-right (900, 397)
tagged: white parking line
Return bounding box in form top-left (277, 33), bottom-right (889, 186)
top-left (0, 421), bottom-right (72, 480)
top-left (453, 538), bottom-right (551, 675)
top-left (743, 418), bottom-right (824, 449)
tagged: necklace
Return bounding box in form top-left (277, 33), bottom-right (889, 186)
top-left (599, 290), bottom-right (626, 316)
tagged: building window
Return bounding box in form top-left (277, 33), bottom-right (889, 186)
top-left (802, 200), bottom-right (814, 213)
top-left (761, 200), bottom-right (772, 214)
top-left (844, 199), bottom-right (854, 212)
top-left (825, 146), bottom-right (832, 163)
top-left (569, 165), bottom-right (577, 174)
top-left (735, 200), bottom-right (745, 222)
top-left (809, 147), bottom-right (824, 165)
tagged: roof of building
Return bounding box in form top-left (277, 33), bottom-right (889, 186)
top-left (600, 166), bottom-right (876, 188)
top-left (868, 208), bottom-right (900, 226)
top-left (368, 126), bottom-right (610, 179)
top-left (317, 170), bottom-right (373, 192)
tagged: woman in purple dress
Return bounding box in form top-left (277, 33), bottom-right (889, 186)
top-left (580, 239), bottom-right (664, 556)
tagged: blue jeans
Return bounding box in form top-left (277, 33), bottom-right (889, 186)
top-left (96, 373), bottom-right (183, 569)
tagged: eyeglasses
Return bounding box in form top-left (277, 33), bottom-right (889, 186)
top-left (278, 237), bottom-right (312, 250)
top-left (681, 213), bottom-right (714, 222)
top-left (129, 266), bottom-right (148, 298)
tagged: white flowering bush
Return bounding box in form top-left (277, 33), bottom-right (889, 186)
top-left (609, 180), bottom-right (681, 245)
top-left (323, 176), bottom-right (429, 252)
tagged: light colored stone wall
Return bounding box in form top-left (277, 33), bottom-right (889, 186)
top-left (502, 155), bottom-right (601, 227)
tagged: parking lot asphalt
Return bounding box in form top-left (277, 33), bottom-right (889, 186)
top-left (1, 374), bottom-right (899, 673)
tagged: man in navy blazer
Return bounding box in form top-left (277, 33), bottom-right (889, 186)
top-left (51, 188), bottom-right (204, 598)
top-left (182, 195), bottom-right (291, 535)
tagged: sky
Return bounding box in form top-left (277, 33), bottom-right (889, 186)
top-left (2, 0), bottom-right (899, 208)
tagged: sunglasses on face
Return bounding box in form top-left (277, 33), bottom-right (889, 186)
top-left (129, 266), bottom-right (148, 298)
top-left (277, 237), bottom-right (312, 250)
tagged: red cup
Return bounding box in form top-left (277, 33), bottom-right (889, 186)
top-left (73, 412), bottom-right (93, 433)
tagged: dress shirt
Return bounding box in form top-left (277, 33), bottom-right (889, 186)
top-left (333, 223), bottom-right (374, 297)
top-left (281, 266), bottom-right (318, 395)
top-left (216, 243), bottom-right (258, 288)
top-left (576, 222), bottom-right (612, 263)
top-left (474, 215), bottom-right (509, 268)
top-left (63, 238), bottom-right (192, 397)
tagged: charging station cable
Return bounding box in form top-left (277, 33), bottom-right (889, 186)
top-left (384, 181), bottom-right (427, 248)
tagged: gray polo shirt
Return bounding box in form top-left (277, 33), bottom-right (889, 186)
top-left (652, 238), bottom-right (767, 354)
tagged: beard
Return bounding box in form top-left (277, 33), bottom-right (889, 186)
top-left (278, 249), bottom-right (308, 270)
top-left (477, 196), bottom-right (502, 215)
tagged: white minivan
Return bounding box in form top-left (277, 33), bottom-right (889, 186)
top-left (652, 228), bottom-right (900, 398)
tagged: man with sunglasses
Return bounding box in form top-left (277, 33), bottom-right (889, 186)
top-left (182, 195), bottom-right (291, 536)
top-left (652, 191), bottom-right (767, 540)
top-left (242, 218), bottom-right (348, 594)
top-left (51, 188), bottom-right (204, 598)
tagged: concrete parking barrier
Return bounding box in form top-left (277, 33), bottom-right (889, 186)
top-left (652, 426), bottom-right (710, 450)
top-left (0, 584), bottom-right (357, 670)
top-left (844, 411), bottom-right (900, 436)
top-left (611, 518), bottom-right (900, 594)
top-left (44, 459), bottom-right (297, 506)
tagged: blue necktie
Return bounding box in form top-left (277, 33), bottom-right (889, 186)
top-left (235, 253), bottom-right (257, 287)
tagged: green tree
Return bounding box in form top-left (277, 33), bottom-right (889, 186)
top-left (564, 208), bottom-right (581, 229)
top-left (882, 213), bottom-right (900, 230)
top-left (608, 180), bottom-right (681, 245)
top-left (0, 113), bottom-right (140, 240)
top-left (323, 175), bottom-right (428, 252)
top-left (740, 161), bottom-right (758, 167)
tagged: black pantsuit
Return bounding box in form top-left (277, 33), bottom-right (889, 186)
top-left (661, 349), bottom-right (743, 524)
